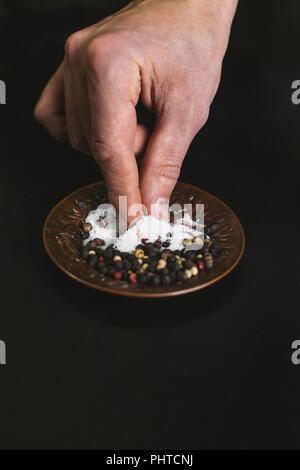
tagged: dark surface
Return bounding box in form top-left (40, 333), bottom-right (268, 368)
top-left (0, 0), bottom-right (300, 450)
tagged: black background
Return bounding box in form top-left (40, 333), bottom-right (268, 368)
top-left (0, 0), bottom-right (300, 450)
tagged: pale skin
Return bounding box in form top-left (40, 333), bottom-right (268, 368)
top-left (34, 0), bottom-right (238, 223)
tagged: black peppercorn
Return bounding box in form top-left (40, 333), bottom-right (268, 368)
top-left (184, 259), bottom-right (194, 269)
top-left (137, 273), bottom-right (147, 284)
top-left (123, 259), bottom-right (131, 270)
top-left (161, 274), bottom-right (171, 285)
top-left (114, 260), bottom-right (123, 270)
top-left (154, 239), bottom-right (163, 249)
top-left (89, 256), bottom-right (98, 268)
top-left (152, 275), bottom-right (161, 286)
top-left (107, 266), bottom-right (116, 277)
top-left (81, 247), bottom-right (89, 260)
top-left (177, 271), bottom-right (187, 282)
top-left (97, 264), bottom-right (108, 275)
top-left (87, 240), bottom-right (97, 250)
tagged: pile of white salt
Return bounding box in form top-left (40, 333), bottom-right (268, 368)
top-left (83, 205), bottom-right (203, 253)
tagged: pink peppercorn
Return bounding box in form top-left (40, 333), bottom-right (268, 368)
top-left (197, 260), bottom-right (205, 272)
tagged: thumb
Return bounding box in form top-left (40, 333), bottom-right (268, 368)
top-left (139, 110), bottom-right (194, 218)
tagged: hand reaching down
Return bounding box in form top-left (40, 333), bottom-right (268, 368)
top-left (34, 0), bottom-right (238, 222)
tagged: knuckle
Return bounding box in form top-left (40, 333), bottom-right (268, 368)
top-left (90, 137), bottom-right (131, 166)
top-left (90, 138), bottom-right (116, 162)
top-left (64, 33), bottom-right (81, 64)
top-left (85, 35), bottom-right (112, 72)
top-left (34, 103), bottom-right (47, 124)
top-left (151, 161), bottom-right (181, 182)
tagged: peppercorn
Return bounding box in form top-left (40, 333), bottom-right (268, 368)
top-left (131, 262), bottom-right (139, 273)
top-left (196, 253), bottom-right (203, 259)
top-left (123, 259), bottom-right (131, 270)
top-left (103, 247), bottom-right (113, 261)
top-left (152, 275), bottom-right (161, 285)
top-left (185, 250), bottom-right (195, 260)
top-left (185, 269), bottom-right (192, 279)
top-left (190, 266), bottom-right (198, 276)
top-left (177, 271), bottom-right (187, 282)
top-left (83, 222), bottom-right (92, 232)
top-left (88, 250), bottom-right (96, 256)
top-left (129, 273), bottom-right (137, 284)
top-left (95, 246), bottom-right (104, 255)
top-left (97, 264), bottom-right (108, 275)
top-left (157, 259), bottom-right (167, 270)
top-left (137, 273), bottom-right (147, 284)
top-left (183, 238), bottom-right (192, 247)
top-left (94, 238), bottom-right (105, 246)
top-left (114, 272), bottom-right (122, 280)
top-left (162, 274), bottom-right (171, 285)
top-left (122, 270), bottom-right (129, 281)
top-left (113, 255), bottom-right (122, 262)
top-left (89, 256), bottom-right (98, 268)
top-left (197, 260), bottom-right (205, 272)
top-left (81, 232), bottom-right (90, 240)
top-left (145, 242), bottom-right (154, 249)
top-left (108, 267), bottom-right (116, 277)
top-left (141, 238), bottom-right (149, 244)
top-left (205, 254), bottom-right (213, 269)
top-left (81, 247), bottom-right (89, 260)
top-left (134, 248), bottom-right (144, 258)
top-left (162, 240), bottom-right (170, 248)
top-left (184, 259), bottom-right (194, 269)
top-left (154, 239), bottom-right (163, 249)
top-left (147, 248), bottom-right (157, 259)
top-left (211, 242), bottom-right (221, 257)
top-left (147, 260), bottom-right (157, 273)
top-left (142, 263), bottom-right (149, 270)
top-left (160, 268), bottom-right (169, 276)
top-left (114, 260), bottom-right (123, 270)
top-left (87, 239), bottom-right (97, 249)
top-left (192, 237), bottom-right (204, 250)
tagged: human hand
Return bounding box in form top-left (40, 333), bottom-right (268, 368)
top-left (34, 0), bottom-right (238, 221)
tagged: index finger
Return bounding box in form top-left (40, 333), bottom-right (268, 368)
top-left (85, 39), bottom-right (142, 225)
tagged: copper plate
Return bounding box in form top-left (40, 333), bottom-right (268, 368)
top-left (43, 181), bottom-right (245, 298)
